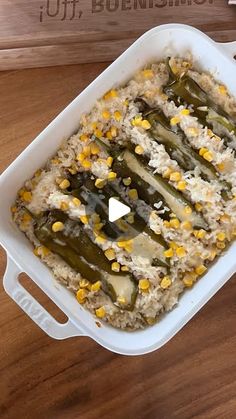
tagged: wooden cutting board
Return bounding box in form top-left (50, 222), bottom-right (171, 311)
top-left (0, 1), bottom-right (236, 70)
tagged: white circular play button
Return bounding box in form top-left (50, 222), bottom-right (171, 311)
top-left (108, 197), bottom-right (131, 223)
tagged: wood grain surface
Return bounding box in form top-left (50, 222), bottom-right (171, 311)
top-left (0, 63), bottom-right (236, 419)
top-left (0, 0), bottom-right (236, 70)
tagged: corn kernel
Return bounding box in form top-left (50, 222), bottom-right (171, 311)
top-left (94, 129), bottom-right (103, 138)
top-left (123, 99), bottom-right (129, 106)
top-left (80, 134), bottom-right (89, 142)
top-left (160, 276), bottom-right (172, 289)
top-left (139, 278), bottom-right (150, 291)
top-left (135, 145), bottom-right (144, 155)
top-left (177, 180), bottom-right (187, 191)
top-left (164, 248), bottom-right (174, 258)
top-left (220, 214), bottom-right (231, 223)
top-left (76, 289), bottom-right (87, 304)
top-left (22, 212), bottom-right (32, 223)
top-left (106, 156), bottom-right (113, 167)
top-left (180, 109), bottom-right (190, 116)
top-left (107, 171), bottom-right (117, 181)
top-left (95, 235), bottom-right (106, 244)
top-left (181, 221), bottom-right (192, 230)
top-left (203, 151), bottom-right (213, 162)
top-left (216, 241), bottom-right (226, 249)
top-left (208, 249), bottom-right (217, 261)
top-left (11, 206), bottom-right (17, 214)
top-left (117, 296), bottom-right (127, 305)
top-left (76, 153), bottom-right (85, 162)
top-left (199, 147), bottom-right (208, 156)
top-left (128, 189), bottom-right (138, 200)
top-left (141, 120), bottom-right (151, 130)
top-left (106, 131), bottom-right (113, 140)
top-left (170, 172), bottom-right (181, 182)
top-left (184, 206), bottom-right (192, 215)
top-left (170, 116), bottom-right (180, 126)
top-left (79, 279), bottom-right (90, 288)
top-left (95, 178), bottom-right (106, 189)
top-left (111, 262), bottom-right (120, 272)
top-left (218, 85), bottom-right (227, 95)
top-left (95, 306), bottom-right (106, 318)
top-left (195, 202), bottom-right (203, 212)
top-left (90, 142), bottom-right (100, 155)
top-left (131, 116), bottom-right (142, 126)
top-left (114, 111), bottom-right (122, 122)
top-left (91, 213), bottom-right (100, 224)
top-left (176, 247), bottom-right (186, 258)
top-left (207, 129), bottom-right (214, 137)
top-left (169, 241), bottom-right (178, 249)
top-left (121, 265), bottom-right (129, 272)
top-left (142, 69), bottom-right (154, 78)
top-left (146, 317), bottom-right (156, 325)
top-left (102, 110), bottom-right (110, 120)
top-left (22, 191), bottom-right (32, 202)
top-left (169, 218), bottom-right (180, 229)
top-left (163, 220), bottom-right (170, 228)
top-left (183, 275), bottom-right (194, 288)
top-left (34, 169), bottom-right (42, 178)
top-left (34, 246), bottom-right (50, 257)
top-left (72, 197), bottom-right (81, 207)
top-left (123, 177), bottom-right (132, 186)
top-left (60, 201), bottom-right (69, 211)
top-left (105, 248), bottom-right (116, 261)
top-left (195, 265), bottom-right (207, 276)
top-left (217, 232), bottom-right (226, 242)
top-left (91, 281), bottom-right (101, 292)
top-left (163, 167), bottom-right (172, 179)
top-left (194, 229), bottom-right (206, 239)
top-left (111, 126), bottom-right (117, 137)
top-left (82, 159), bottom-right (92, 170)
top-left (216, 163), bottom-right (225, 171)
top-left (59, 179), bottom-right (70, 190)
top-left (188, 127), bottom-right (199, 136)
top-left (94, 223), bottom-right (103, 231)
top-left (80, 215), bottom-right (89, 225)
top-left (52, 221), bottom-right (64, 232)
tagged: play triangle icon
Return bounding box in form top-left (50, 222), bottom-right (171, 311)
top-left (108, 197), bottom-right (131, 222)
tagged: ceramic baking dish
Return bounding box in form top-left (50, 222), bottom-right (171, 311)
top-left (0, 24), bottom-right (236, 356)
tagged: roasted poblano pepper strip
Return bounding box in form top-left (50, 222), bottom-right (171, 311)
top-left (34, 210), bottom-right (137, 310)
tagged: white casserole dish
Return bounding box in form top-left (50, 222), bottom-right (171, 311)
top-left (0, 24), bottom-right (236, 356)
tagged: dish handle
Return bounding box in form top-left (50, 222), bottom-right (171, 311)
top-left (218, 41), bottom-right (236, 61)
top-left (3, 256), bottom-right (85, 340)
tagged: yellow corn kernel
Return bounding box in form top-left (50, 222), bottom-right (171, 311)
top-left (76, 289), bottom-right (87, 304)
top-left (160, 276), bottom-right (172, 289)
top-left (106, 156), bottom-right (113, 168)
top-left (208, 249), bottom-right (217, 261)
top-left (95, 178), bottom-right (106, 189)
top-left (163, 220), bottom-right (170, 228)
top-left (68, 166), bottom-right (77, 175)
top-left (217, 232), bottom-right (226, 242)
top-left (169, 241), bottom-right (178, 250)
top-left (188, 127), bottom-right (199, 136)
top-left (80, 215), bottom-right (89, 225)
top-left (181, 221), bottom-right (192, 230)
top-left (139, 278), bottom-right (150, 291)
top-left (141, 120), bottom-right (151, 130)
top-left (170, 171), bottom-right (181, 182)
top-left (83, 145), bottom-right (91, 156)
top-left (135, 145), bottom-right (144, 155)
top-left (81, 159), bottom-right (92, 170)
top-left (80, 134), bottom-right (89, 142)
top-left (34, 246), bottom-right (50, 257)
top-left (195, 202), bottom-right (203, 212)
top-left (110, 126), bottom-right (117, 137)
top-left (72, 197), bottom-right (81, 207)
top-left (79, 279), bottom-right (90, 288)
top-left (194, 229), bottom-right (206, 239)
top-left (76, 152), bottom-right (85, 162)
top-left (177, 180), bottom-right (187, 191)
top-left (121, 265), bottom-right (129, 272)
top-left (22, 212), bottom-right (32, 223)
top-left (107, 171), bottom-right (117, 181)
top-left (218, 85), bottom-right (227, 95)
top-left (111, 262), bottom-right (120, 272)
top-left (19, 188), bottom-right (26, 197)
top-left (220, 214), bottom-right (231, 223)
top-left (105, 131), bottom-right (113, 141)
top-left (170, 116), bottom-right (180, 126)
top-left (180, 109), bottom-right (190, 116)
top-left (104, 248), bottom-right (116, 261)
top-left (195, 265), bottom-right (207, 276)
top-left (216, 241), bottom-right (226, 249)
top-left (146, 317), bottom-right (156, 325)
top-left (142, 69), bottom-right (154, 78)
top-left (184, 206), bottom-right (192, 215)
top-left (164, 248), bottom-right (174, 258)
top-left (207, 129), bottom-right (214, 137)
top-left (199, 147), bottom-right (208, 156)
top-left (94, 129), bottom-right (103, 138)
top-left (203, 151), bottom-right (213, 162)
top-left (128, 189), bottom-right (138, 200)
top-left (51, 158), bottom-right (60, 165)
top-left (114, 111), bottom-right (122, 122)
top-left (11, 206), bottom-right (17, 214)
top-left (183, 275), bottom-right (194, 288)
top-left (95, 306), bottom-right (106, 318)
top-left (94, 223), bottom-right (103, 231)
top-left (169, 218), bottom-right (180, 229)
top-left (102, 110), bottom-right (110, 120)
top-left (163, 167), bottom-right (172, 179)
top-left (22, 191), bottom-right (32, 203)
top-left (117, 296), bottom-right (127, 305)
top-left (59, 179), bottom-right (70, 190)
top-left (123, 177), bottom-right (132, 186)
top-left (216, 163), bottom-right (225, 171)
top-left (95, 235), bottom-right (106, 244)
top-left (176, 247), bottom-right (186, 258)
top-left (52, 221), bottom-right (64, 232)
top-left (60, 201), bottom-right (69, 211)
top-left (90, 142), bottom-right (100, 155)
top-left (131, 115), bottom-right (142, 127)
top-left (91, 281), bottom-right (101, 292)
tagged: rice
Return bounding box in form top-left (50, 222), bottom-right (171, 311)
top-left (12, 58), bottom-right (236, 331)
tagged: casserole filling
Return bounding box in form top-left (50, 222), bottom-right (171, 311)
top-left (12, 58), bottom-right (236, 330)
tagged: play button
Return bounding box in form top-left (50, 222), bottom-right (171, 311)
top-left (108, 197), bottom-right (131, 222)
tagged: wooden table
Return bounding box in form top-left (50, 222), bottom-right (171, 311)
top-left (0, 62), bottom-right (236, 419)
